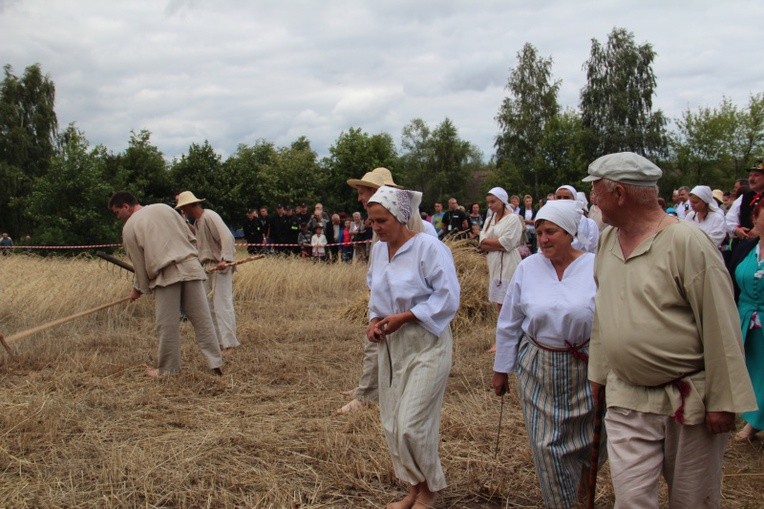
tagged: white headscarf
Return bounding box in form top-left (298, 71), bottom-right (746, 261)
top-left (535, 200), bottom-right (585, 246)
top-left (487, 187), bottom-right (511, 210)
top-left (576, 191), bottom-right (589, 212)
top-left (689, 185), bottom-right (720, 212)
top-left (556, 185), bottom-right (577, 198)
top-left (368, 186), bottom-right (423, 224)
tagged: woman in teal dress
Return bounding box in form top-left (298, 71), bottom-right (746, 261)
top-left (729, 200), bottom-right (764, 440)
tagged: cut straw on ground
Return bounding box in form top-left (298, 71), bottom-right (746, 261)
top-left (0, 249), bottom-right (761, 508)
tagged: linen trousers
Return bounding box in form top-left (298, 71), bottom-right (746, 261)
top-left (205, 269), bottom-right (240, 349)
top-left (154, 280), bottom-right (223, 374)
top-left (605, 406), bottom-right (728, 509)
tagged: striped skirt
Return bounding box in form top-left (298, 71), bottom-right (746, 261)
top-left (517, 335), bottom-right (597, 508)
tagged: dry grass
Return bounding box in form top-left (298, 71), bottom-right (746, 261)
top-left (0, 251), bottom-right (762, 508)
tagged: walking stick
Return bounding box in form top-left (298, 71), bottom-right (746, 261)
top-left (0, 297), bottom-right (131, 358)
top-left (586, 385), bottom-right (606, 509)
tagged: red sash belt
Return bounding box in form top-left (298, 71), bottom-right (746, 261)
top-left (526, 335), bottom-right (590, 363)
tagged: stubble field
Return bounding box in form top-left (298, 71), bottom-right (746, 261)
top-left (0, 245), bottom-right (762, 508)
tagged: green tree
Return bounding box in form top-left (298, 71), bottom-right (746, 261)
top-left (670, 93), bottom-right (764, 190)
top-left (321, 127), bottom-right (398, 214)
top-left (256, 136), bottom-right (321, 212)
top-left (169, 140), bottom-right (226, 217)
top-left (219, 140), bottom-right (280, 226)
top-left (26, 124), bottom-right (115, 248)
top-left (112, 130), bottom-right (172, 204)
top-left (580, 27), bottom-right (668, 161)
top-left (733, 93), bottom-right (764, 170)
top-left (0, 63), bottom-right (58, 237)
top-left (398, 118), bottom-right (481, 208)
top-left (538, 110), bottom-right (588, 191)
top-left (494, 43), bottom-right (560, 197)
top-left (672, 98), bottom-right (739, 185)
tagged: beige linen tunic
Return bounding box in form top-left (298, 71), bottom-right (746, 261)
top-left (194, 209), bottom-right (236, 265)
top-left (121, 204), bottom-right (222, 373)
top-left (589, 221), bottom-right (756, 424)
top-left (122, 204), bottom-right (207, 291)
top-left (194, 209), bottom-right (239, 349)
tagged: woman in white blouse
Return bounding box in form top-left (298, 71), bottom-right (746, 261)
top-left (365, 186), bottom-right (460, 509)
top-left (479, 187), bottom-right (525, 353)
top-left (492, 200), bottom-right (599, 508)
top-left (686, 185), bottom-right (727, 249)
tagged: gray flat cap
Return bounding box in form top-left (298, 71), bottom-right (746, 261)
top-left (582, 152), bottom-right (662, 187)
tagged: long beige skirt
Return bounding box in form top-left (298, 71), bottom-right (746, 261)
top-left (378, 322), bottom-right (452, 492)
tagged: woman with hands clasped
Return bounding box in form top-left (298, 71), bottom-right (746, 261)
top-left (492, 200), bottom-right (600, 508)
top-left (365, 186), bottom-right (460, 509)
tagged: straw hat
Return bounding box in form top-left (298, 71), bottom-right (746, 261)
top-left (712, 189), bottom-right (724, 204)
top-left (347, 167), bottom-right (403, 190)
top-left (175, 191), bottom-right (205, 209)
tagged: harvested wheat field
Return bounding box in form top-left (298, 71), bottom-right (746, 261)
top-left (0, 243), bottom-right (762, 508)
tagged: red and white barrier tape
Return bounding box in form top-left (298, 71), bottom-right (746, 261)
top-left (3, 240), bottom-right (371, 250)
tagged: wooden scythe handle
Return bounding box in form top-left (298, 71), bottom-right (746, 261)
top-left (206, 254), bottom-right (265, 272)
top-left (1, 296), bottom-right (132, 347)
top-left (96, 251), bottom-right (135, 273)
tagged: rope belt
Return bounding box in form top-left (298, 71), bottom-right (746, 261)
top-left (526, 335), bottom-right (590, 363)
top-left (652, 368), bottom-right (703, 424)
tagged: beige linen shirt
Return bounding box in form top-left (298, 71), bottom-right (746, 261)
top-left (589, 221), bottom-right (756, 425)
top-left (194, 209), bottom-right (236, 264)
top-left (122, 204), bottom-right (206, 294)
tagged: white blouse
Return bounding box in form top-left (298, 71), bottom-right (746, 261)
top-left (493, 252), bottom-right (596, 373)
top-left (685, 210), bottom-right (727, 248)
top-left (368, 233), bottom-right (460, 337)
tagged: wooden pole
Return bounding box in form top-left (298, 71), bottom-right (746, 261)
top-left (206, 254), bottom-right (265, 272)
top-left (96, 251), bottom-right (135, 273)
top-left (586, 385), bottom-right (606, 509)
top-left (0, 297), bottom-right (131, 356)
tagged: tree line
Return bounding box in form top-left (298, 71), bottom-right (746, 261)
top-left (1, 27), bottom-right (761, 248)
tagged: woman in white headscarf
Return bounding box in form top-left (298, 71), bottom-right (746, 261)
top-left (686, 185), bottom-right (727, 249)
top-left (554, 185), bottom-right (598, 253)
top-left (479, 187), bottom-right (525, 353)
top-left (492, 200), bottom-right (601, 508)
top-left (365, 186), bottom-right (460, 509)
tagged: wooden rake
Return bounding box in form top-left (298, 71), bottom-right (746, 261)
top-left (0, 297), bottom-right (131, 360)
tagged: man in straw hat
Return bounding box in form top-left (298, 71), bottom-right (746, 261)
top-left (108, 191), bottom-right (224, 377)
top-left (176, 191), bottom-right (240, 352)
top-left (337, 167), bottom-right (437, 414)
top-left (584, 152), bottom-right (755, 507)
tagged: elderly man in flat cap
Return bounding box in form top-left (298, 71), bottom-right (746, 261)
top-left (176, 191), bottom-right (240, 353)
top-left (337, 167), bottom-right (437, 414)
top-left (108, 190), bottom-right (224, 377)
top-left (585, 152), bottom-right (755, 507)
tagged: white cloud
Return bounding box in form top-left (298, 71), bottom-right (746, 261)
top-left (1, 0), bottom-right (762, 161)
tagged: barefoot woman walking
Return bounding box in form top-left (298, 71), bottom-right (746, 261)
top-left (366, 186), bottom-right (460, 508)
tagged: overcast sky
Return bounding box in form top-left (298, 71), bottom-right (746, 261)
top-left (1, 0), bottom-right (762, 162)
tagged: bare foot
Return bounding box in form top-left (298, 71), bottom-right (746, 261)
top-left (339, 389), bottom-right (355, 397)
top-left (735, 423), bottom-right (760, 442)
top-left (413, 484), bottom-right (438, 508)
top-left (386, 485), bottom-right (417, 509)
top-left (145, 367), bottom-right (161, 378)
top-left (486, 343), bottom-right (496, 354)
top-left (336, 399), bottom-right (367, 414)
top-left (221, 347), bottom-right (237, 357)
